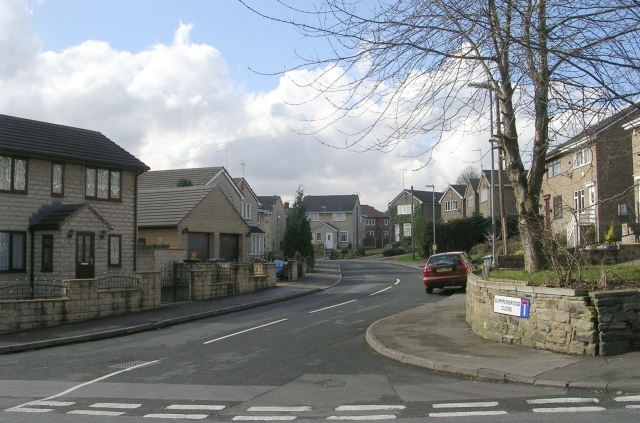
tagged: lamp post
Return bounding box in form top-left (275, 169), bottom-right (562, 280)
top-left (468, 81), bottom-right (496, 267)
top-left (425, 184), bottom-right (436, 255)
top-left (321, 206), bottom-right (327, 259)
top-left (411, 185), bottom-right (415, 260)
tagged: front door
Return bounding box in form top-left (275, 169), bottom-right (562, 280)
top-left (325, 232), bottom-right (334, 250)
top-left (76, 232), bottom-right (95, 279)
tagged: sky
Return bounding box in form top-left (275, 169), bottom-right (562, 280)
top-left (1, 0), bottom-right (516, 211)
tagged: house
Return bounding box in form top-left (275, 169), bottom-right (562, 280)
top-left (257, 195), bottom-right (287, 255)
top-left (388, 189), bottom-right (443, 242)
top-left (477, 170), bottom-right (517, 219)
top-left (233, 177), bottom-right (265, 258)
top-left (361, 205), bottom-right (390, 249)
top-left (137, 185), bottom-right (251, 262)
top-left (304, 195), bottom-right (363, 251)
top-left (464, 178), bottom-right (481, 216)
top-left (0, 114), bottom-right (148, 284)
top-left (440, 184), bottom-right (467, 221)
top-left (623, 112), bottom-right (640, 233)
top-left (542, 105), bottom-right (640, 246)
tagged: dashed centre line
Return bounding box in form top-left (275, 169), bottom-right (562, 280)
top-left (167, 404), bottom-right (226, 411)
top-left (309, 300), bottom-right (357, 314)
top-left (432, 402), bottom-right (499, 409)
top-left (247, 406), bottom-right (312, 412)
top-left (144, 413), bottom-right (209, 420)
top-left (233, 417), bottom-right (298, 421)
top-left (91, 402), bottom-right (142, 409)
top-left (429, 410), bottom-right (508, 417)
top-left (68, 410), bottom-right (126, 416)
top-left (527, 398), bottom-right (599, 405)
top-left (204, 319), bottom-right (288, 344)
top-left (335, 405), bottom-right (405, 411)
top-left (532, 406), bottom-right (606, 413)
top-left (327, 416), bottom-right (396, 421)
top-left (615, 395), bottom-right (640, 402)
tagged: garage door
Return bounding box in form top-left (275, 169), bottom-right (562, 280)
top-left (219, 234), bottom-right (240, 262)
top-left (188, 232), bottom-right (210, 260)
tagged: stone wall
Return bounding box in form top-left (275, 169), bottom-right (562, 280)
top-left (466, 272), bottom-right (598, 356)
top-left (0, 271), bottom-right (160, 334)
top-left (591, 290), bottom-right (640, 356)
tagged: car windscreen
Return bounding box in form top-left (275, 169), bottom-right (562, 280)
top-left (427, 254), bottom-right (460, 267)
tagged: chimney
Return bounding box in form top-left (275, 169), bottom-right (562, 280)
top-left (284, 201), bottom-right (290, 210)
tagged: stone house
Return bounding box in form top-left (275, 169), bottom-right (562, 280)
top-left (257, 195), bottom-right (287, 255)
top-left (0, 114), bottom-right (148, 285)
top-left (137, 185), bottom-right (251, 263)
top-left (304, 195), bottom-right (363, 251)
top-left (361, 204), bottom-right (390, 249)
top-left (440, 184), bottom-right (467, 221)
top-left (464, 178), bottom-right (481, 216)
top-left (541, 105), bottom-right (640, 246)
top-left (623, 110), bottom-right (640, 234)
top-left (388, 189), bottom-right (443, 242)
top-left (233, 177), bottom-right (265, 258)
top-left (477, 170), bottom-right (517, 219)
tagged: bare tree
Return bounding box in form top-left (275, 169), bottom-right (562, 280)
top-left (455, 165), bottom-right (481, 186)
top-left (239, 0), bottom-right (640, 271)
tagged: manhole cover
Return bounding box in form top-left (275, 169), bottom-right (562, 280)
top-left (109, 360), bottom-right (161, 369)
top-left (324, 380), bottom-right (346, 388)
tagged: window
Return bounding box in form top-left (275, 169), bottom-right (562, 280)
top-left (553, 196), bottom-right (563, 219)
top-left (548, 159), bottom-right (562, 178)
top-left (366, 218), bottom-right (376, 226)
top-left (339, 231), bottom-right (348, 242)
top-left (316, 232), bottom-right (322, 242)
top-left (384, 231), bottom-right (389, 235)
top-left (333, 213), bottom-right (346, 221)
top-left (42, 235), bottom-right (53, 272)
top-left (86, 168), bottom-right (121, 200)
top-left (242, 203), bottom-right (251, 220)
top-left (397, 204), bottom-right (412, 215)
top-left (108, 235), bottom-right (122, 267)
top-left (394, 225), bottom-right (400, 241)
top-left (573, 147), bottom-right (591, 168)
top-left (308, 213), bottom-right (319, 221)
top-left (445, 200), bottom-right (458, 211)
top-left (250, 234), bottom-right (265, 256)
top-left (0, 231), bottom-right (26, 272)
top-left (367, 231), bottom-right (374, 237)
top-left (49, 163), bottom-right (65, 196)
top-left (480, 188), bottom-right (488, 202)
top-left (0, 156), bottom-right (27, 193)
top-left (257, 212), bottom-right (261, 224)
top-left (384, 219), bottom-right (389, 226)
top-left (403, 223), bottom-right (412, 237)
top-left (467, 195), bottom-right (474, 208)
top-left (574, 190), bottom-right (585, 213)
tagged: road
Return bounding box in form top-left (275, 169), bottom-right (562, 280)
top-left (0, 260), bottom-right (638, 422)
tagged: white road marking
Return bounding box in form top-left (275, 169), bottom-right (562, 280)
top-left (370, 287), bottom-right (392, 296)
top-left (335, 405), bottom-right (405, 411)
top-left (429, 411), bottom-right (508, 417)
top-left (327, 415), bottom-right (396, 421)
top-left (5, 407), bottom-right (53, 413)
top-left (233, 417), bottom-right (297, 421)
top-left (144, 413), bottom-right (209, 420)
top-left (532, 407), bottom-right (606, 413)
top-left (167, 404), bottom-right (226, 411)
top-left (68, 410), bottom-right (126, 416)
top-left (626, 405), bottom-right (640, 409)
top-left (527, 398), bottom-right (599, 404)
top-left (309, 300), bottom-right (357, 314)
top-left (615, 395), bottom-right (640, 402)
top-left (432, 402), bottom-right (499, 408)
top-left (204, 319), bottom-right (288, 344)
top-left (91, 402), bottom-right (142, 409)
top-left (247, 407), bottom-right (311, 412)
top-left (394, 279), bottom-right (400, 285)
top-left (30, 400), bottom-right (76, 406)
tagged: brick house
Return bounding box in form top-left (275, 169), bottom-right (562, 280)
top-left (0, 114), bottom-right (148, 285)
top-left (304, 195), bottom-right (363, 251)
top-left (361, 205), bottom-right (390, 248)
top-left (137, 185), bottom-right (250, 262)
top-left (542, 105), bottom-right (640, 246)
top-left (440, 184), bottom-right (467, 221)
top-left (477, 170), bottom-right (517, 219)
top-left (388, 189), bottom-right (443, 242)
top-left (257, 195), bottom-right (287, 255)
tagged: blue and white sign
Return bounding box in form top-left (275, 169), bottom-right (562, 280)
top-left (494, 295), bottom-right (530, 318)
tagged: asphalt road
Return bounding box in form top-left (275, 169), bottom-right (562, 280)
top-left (0, 260), bottom-right (639, 422)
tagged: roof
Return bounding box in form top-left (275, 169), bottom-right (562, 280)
top-left (30, 203), bottom-right (112, 230)
top-left (234, 177), bottom-right (260, 203)
top-left (481, 170), bottom-right (511, 187)
top-left (248, 225), bottom-right (265, 234)
top-left (138, 167), bottom-right (224, 190)
top-left (441, 184), bottom-right (467, 200)
top-left (138, 186), bottom-right (214, 227)
top-left (361, 205), bottom-right (388, 218)
top-left (311, 222), bottom-right (340, 232)
top-left (389, 189), bottom-right (443, 205)
top-left (466, 178), bottom-right (481, 193)
top-left (257, 195), bottom-right (281, 211)
top-left (303, 195), bottom-right (359, 213)
top-left (0, 114), bottom-right (148, 172)
top-left (547, 103), bottom-right (640, 158)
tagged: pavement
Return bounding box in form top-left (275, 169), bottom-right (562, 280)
top-left (2, 259), bottom-right (640, 393)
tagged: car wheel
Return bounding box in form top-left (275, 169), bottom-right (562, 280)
top-left (425, 287), bottom-right (433, 294)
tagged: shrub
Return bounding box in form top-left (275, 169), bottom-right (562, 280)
top-left (382, 247), bottom-right (406, 257)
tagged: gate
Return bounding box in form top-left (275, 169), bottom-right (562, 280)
top-left (161, 262), bottom-right (192, 303)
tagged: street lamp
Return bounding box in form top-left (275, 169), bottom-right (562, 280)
top-left (321, 206), bottom-right (327, 259)
top-left (425, 185), bottom-right (436, 255)
top-left (468, 81), bottom-right (497, 267)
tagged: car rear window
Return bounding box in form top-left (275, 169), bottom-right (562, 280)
top-left (427, 254), bottom-right (460, 266)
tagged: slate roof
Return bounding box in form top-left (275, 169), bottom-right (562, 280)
top-left (0, 114), bottom-right (148, 172)
top-left (481, 170), bottom-right (511, 187)
top-left (30, 203), bottom-right (112, 230)
top-left (442, 185), bottom-right (468, 199)
top-left (389, 189), bottom-right (443, 205)
top-left (138, 186), bottom-right (214, 227)
top-left (138, 167), bottom-right (224, 191)
top-left (257, 195), bottom-right (280, 211)
top-left (311, 222), bottom-right (340, 232)
top-left (303, 195), bottom-right (359, 213)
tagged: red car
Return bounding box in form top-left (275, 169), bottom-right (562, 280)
top-left (422, 252), bottom-right (476, 294)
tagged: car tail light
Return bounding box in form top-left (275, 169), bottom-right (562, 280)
top-left (424, 266), bottom-right (433, 276)
top-left (456, 263), bottom-right (466, 273)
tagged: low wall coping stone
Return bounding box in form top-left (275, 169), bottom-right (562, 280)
top-left (589, 290), bottom-right (640, 298)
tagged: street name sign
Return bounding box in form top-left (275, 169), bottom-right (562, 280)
top-left (494, 295), bottom-right (530, 318)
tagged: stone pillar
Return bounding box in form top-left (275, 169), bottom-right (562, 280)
top-left (264, 263), bottom-right (276, 287)
top-left (288, 260), bottom-right (298, 281)
top-left (235, 264), bottom-right (251, 293)
top-left (135, 271), bottom-right (161, 309)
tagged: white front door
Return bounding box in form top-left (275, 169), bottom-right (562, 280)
top-left (325, 232), bottom-right (334, 250)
